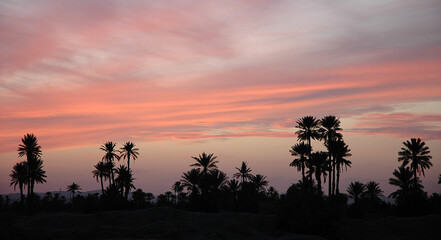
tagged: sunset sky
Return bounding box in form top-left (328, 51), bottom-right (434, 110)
top-left (1, 0), bottom-right (440, 196)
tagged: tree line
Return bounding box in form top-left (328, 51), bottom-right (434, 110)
top-left (7, 115), bottom-right (440, 231)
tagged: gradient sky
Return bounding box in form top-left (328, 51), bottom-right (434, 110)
top-left (1, 0), bottom-right (440, 196)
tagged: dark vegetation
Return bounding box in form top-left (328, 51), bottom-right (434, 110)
top-left (3, 116), bottom-right (441, 239)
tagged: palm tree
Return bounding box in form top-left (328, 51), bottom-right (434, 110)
top-left (319, 116), bottom-right (342, 196)
top-left (10, 161), bottom-right (28, 206)
top-left (66, 182), bottom-right (81, 199)
top-left (145, 192), bottom-right (154, 205)
top-left (92, 161), bottom-right (107, 195)
top-left (172, 181), bottom-right (183, 204)
top-left (250, 174), bottom-right (268, 193)
top-left (289, 142), bottom-right (311, 180)
top-left (208, 169), bottom-right (228, 191)
top-left (224, 179), bottom-right (240, 200)
top-left (295, 116), bottom-right (320, 165)
top-left (389, 166), bottom-right (423, 205)
top-left (309, 151), bottom-right (328, 194)
top-left (363, 181), bottom-right (383, 201)
top-left (234, 161), bottom-right (252, 186)
top-left (100, 141), bottom-right (120, 185)
top-left (104, 161), bottom-right (115, 187)
top-left (181, 168), bottom-right (201, 195)
top-left (27, 158), bottom-right (47, 196)
top-left (347, 181), bottom-right (365, 203)
top-left (398, 138), bottom-right (432, 190)
top-left (333, 139), bottom-right (352, 194)
top-left (190, 152), bottom-right (218, 175)
top-left (17, 133), bottom-right (43, 196)
top-left (115, 165), bottom-right (135, 200)
top-left (120, 141), bottom-right (139, 172)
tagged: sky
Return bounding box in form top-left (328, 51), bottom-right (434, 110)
top-left (1, 0), bottom-right (440, 196)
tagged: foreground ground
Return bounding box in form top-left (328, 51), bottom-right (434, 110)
top-left (1, 207), bottom-right (441, 240)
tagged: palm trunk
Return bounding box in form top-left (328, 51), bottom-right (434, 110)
top-left (328, 154), bottom-right (332, 196)
top-left (19, 184), bottom-right (24, 207)
top-left (100, 176), bottom-right (104, 195)
top-left (307, 137), bottom-right (312, 181)
top-left (127, 155), bottom-right (130, 172)
top-left (316, 173), bottom-right (322, 194)
top-left (301, 161), bottom-right (305, 180)
top-left (414, 167), bottom-right (418, 191)
top-left (332, 157), bottom-right (336, 195)
top-left (336, 164), bottom-right (341, 194)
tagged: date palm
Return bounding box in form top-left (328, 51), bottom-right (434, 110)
top-left (347, 181), bottom-right (365, 203)
top-left (289, 142), bottom-right (311, 180)
top-left (10, 161), bottom-right (28, 206)
top-left (27, 158), bottom-right (47, 196)
top-left (319, 116), bottom-right (342, 196)
top-left (120, 141), bottom-right (139, 172)
top-left (66, 182), bottom-right (81, 199)
top-left (17, 133), bottom-right (43, 196)
top-left (172, 181), bottom-right (183, 204)
top-left (309, 151), bottom-right (328, 194)
top-left (389, 166), bottom-right (423, 205)
top-left (295, 116), bottom-right (320, 161)
top-left (250, 174), bottom-right (268, 193)
top-left (92, 161), bottom-right (107, 195)
top-left (181, 168), bottom-right (201, 195)
top-left (363, 181), bottom-right (383, 201)
top-left (115, 165), bottom-right (135, 200)
top-left (234, 161), bottom-right (252, 186)
top-left (208, 169), bottom-right (228, 191)
top-left (333, 139), bottom-right (352, 194)
top-left (190, 152), bottom-right (218, 175)
top-left (398, 138), bottom-right (432, 190)
top-left (100, 141), bottom-right (120, 185)
top-left (224, 179), bottom-right (240, 200)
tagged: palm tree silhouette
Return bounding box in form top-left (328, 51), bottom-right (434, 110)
top-left (308, 151), bottom-right (328, 194)
top-left (17, 133), bottom-right (43, 196)
top-left (10, 161), bottom-right (28, 206)
top-left (318, 116), bottom-right (342, 196)
top-left (181, 168), bottom-right (201, 196)
top-left (295, 116), bottom-right (320, 168)
top-left (120, 141), bottom-right (139, 172)
top-left (100, 141), bottom-right (120, 185)
top-left (67, 182), bottom-right (81, 199)
top-left (190, 152), bottom-right (218, 176)
top-left (362, 181), bottom-right (383, 201)
top-left (224, 179), bottom-right (240, 201)
top-left (389, 166), bottom-right (423, 205)
top-left (172, 181), bottom-right (183, 204)
top-left (250, 174), bottom-right (268, 193)
top-left (333, 139), bottom-right (351, 194)
top-left (27, 158), bottom-right (47, 196)
top-left (115, 165), bottom-right (135, 200)
top-left (208, 169), bottom-right (228, 191)
top-left (234, 161), bottom-right (252, 186)
top-left (398, 138), bottom-right (432, 190)
top-left (347, 181), bottom-right (365, 203)
top-left (289, 142), bottom-right (310, 180)
top-left (92, 161), bottom-right (107, 195)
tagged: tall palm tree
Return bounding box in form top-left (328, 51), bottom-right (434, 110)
top-left (172, 181), bottom-right (183, 204)
top-left (181, 168), bottom-right (201, 195)
top-left (289, 142), bottom-right (311, 180)
top-left (362, 181), bottom-right (383, 201)
top-left (208, 169), bottom-right (228, 191)
top-left (120, 141), bottom-right (139, 172)
top-left (27, 158), bottom-right (47, 196)
top-left (250, 174), bottom-right (268, 193)
top-left (100, 141), bottom-right (120, 185)
top-left (66, 182), bottom-right (81, 199)
top-left (309, 151), bottom-right (328, 194)
top-left (234, 161), bottom-right (252, 186)
top-left (224, 179), bottom-right (240, 200)
top-left (347, 181), bottom-right (365, 203)
top-left (295, 116), bottom-right (320, 166)
top-left (190, 152), bottom-right (218, 175)
top-left (17, 133), bottom-right (43, 196)
top-left (319, 116), bottom-right (342, 196)
top-left (115, 165), bottom-right (135, 200)
top-left (333, 139), bottom-right (352, 194)
top-left (92, 161), bottom-right (107, 195)
top-left (398, 138), bottom-right (432, 190)
top-left (389, 166), bottom-right (423, 205)
top-left (10, 161), bottom-right (28, 206)
top-left (104, 161), bottom-right (115, 187)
